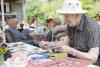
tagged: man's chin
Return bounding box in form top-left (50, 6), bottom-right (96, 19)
top-left (69, 24), bottom-right (75, 27)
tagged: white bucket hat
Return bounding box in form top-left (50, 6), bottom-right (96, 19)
top-left (56, 0), bottom-right (88, 14)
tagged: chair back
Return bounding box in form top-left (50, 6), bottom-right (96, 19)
top-left (5, 29), bottom-right (15, 43)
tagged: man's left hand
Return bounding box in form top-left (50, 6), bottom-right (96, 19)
top-left (58, 45), bottom-right (73, 54)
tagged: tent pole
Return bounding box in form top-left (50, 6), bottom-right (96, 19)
top-left (1, 0), bottom-right (6, 43)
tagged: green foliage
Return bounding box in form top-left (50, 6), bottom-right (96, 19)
top-left (25, 0), bottom-right (100, 26)
top-left (80, 0), bottom-right (100, 18)
top-left (25, 0), bottom-right (63, 26)
top-left (87, 2), bottom-right (100, 18)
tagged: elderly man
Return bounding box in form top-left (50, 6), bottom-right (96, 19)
top-left (40, 0), bottom-right (100, 65)
top-left (7, 18), bottom-right (39, 47)
top-left (8, 18), bottom-right (26, 42)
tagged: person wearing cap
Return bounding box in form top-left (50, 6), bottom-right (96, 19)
top-left (40, 0), bottom-right (100, 65)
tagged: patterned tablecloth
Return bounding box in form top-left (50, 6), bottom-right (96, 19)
top-left (2, 42), bottom-right (49, 67)
top-left (1, 42), bottom-right (99, 67)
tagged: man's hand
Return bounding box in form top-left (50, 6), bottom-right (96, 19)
top-left (58, 45), bottom-right (73, 54)
top-left (39, 41), bottom-right (49, 49)
top-left (29, 32), bottom-right (34, 37)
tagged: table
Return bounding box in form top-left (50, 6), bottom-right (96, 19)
top-left (2, 42), bottom-right (48, 67)
top-left (2, 61), bottom-right (99, 67)
top-left (2, 42), bottom-right (98, 67)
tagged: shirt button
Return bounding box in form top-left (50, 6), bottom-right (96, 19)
top-left (83, 47), bottom-right (85, 48)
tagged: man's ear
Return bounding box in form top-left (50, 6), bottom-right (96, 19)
top-left (76, 14), bottom-right (82, 18)
top-left (76, 14), bottom-right (79, 17)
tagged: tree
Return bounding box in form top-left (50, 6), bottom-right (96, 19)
top-left (25, 0), bottom-right (63, 26)
top-left (25, 0), bottom-right (100, 26)
top-left (80, 0), bottom-right (100, 18)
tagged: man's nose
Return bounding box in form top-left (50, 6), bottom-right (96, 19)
top-left (65, 18), bottom-right (69, 21)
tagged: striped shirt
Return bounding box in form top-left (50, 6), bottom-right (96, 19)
top-left (66, 14), bottom-right (100, 52)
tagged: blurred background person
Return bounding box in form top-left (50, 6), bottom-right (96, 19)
top-left (30, 17), bottom-right (40, 29)
top-left (8, 18), bottom-right (26, 42)
top-left (18, 24), bottom-right (24, 33)
top-left (46, 17), bottom-right (65, 41)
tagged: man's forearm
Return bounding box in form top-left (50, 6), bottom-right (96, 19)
top-left (69, 48), bottom-right (98, 62)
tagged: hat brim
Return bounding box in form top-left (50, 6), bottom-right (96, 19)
top-left (56, 9), bottom-right (88, 14)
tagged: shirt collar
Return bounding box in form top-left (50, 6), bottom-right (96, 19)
top-left (76, 14), bottom-right (85, 31)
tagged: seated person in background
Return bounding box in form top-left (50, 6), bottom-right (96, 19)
top-left (18, 24), bottom-right (24, 33)
top-left (22, 29), bottom-right (39, 47)
top-left (8, 18), bottom-right (39, 47)
top-left (8, 18), bottom-right (26, 42)
top-left (46, 17), bottom-right (66, 41)
top-left (30, 17), bottom-right (40, 29)
top-left (46, 18), bottom-right (53, 30)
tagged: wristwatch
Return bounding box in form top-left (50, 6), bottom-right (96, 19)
top-left (72, 50), bottom-right (76, 56)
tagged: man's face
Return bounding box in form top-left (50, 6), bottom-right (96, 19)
top-left (64, 14), bottom-right (79, 27)
top-left (12, 20), bottom-right (18, 28)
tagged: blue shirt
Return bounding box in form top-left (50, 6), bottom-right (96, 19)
top-left (22, 29), bottom-right (34, 44)
top-left (8, 28), bottom-right (24, 42)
